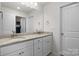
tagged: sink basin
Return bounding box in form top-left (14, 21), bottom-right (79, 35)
top-left (0, 38), bottom-right (11, 43)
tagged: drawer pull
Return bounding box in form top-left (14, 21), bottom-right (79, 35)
top-left (22, 52), bottom-right (24, 54)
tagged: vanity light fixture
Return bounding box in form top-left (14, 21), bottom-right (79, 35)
top-left (21, 2), bottom-right (38, 9)
top-left (21, 2), bottom-right (25, 5)
top-left (17, 7), bottom-right (21, 9)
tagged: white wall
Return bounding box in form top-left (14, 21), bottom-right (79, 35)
top-left (26, 16), bottom-right (34, 33)
top-left (2, 7), bottom-right (28, 35)
top-left (28, 7), bottom-right (44, 32)
top-left (29, 2), bottom-right (71, 55)
top-left (43, 2), bottom-right (71, 55)
top-left (0, 2), bottom-right (1, 11)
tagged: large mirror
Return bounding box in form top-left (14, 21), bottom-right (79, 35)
top-left (0, 2), bottom-right (46, 35)
top-left (16, 16), bottom-right (26, 33)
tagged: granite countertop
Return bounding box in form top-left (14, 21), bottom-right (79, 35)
top-left (0, 32), bottom-right (52, 47)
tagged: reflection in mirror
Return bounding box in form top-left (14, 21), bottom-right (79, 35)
top-left (0, 2), bottom-right (45, 36)
top-left (16, 16), bottom-right (26, 33)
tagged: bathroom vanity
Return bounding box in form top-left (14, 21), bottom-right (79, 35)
top-left (0, 33), bottom-right (53, 56)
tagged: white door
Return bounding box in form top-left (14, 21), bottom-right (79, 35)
top-left (26, 16), bottom-right (34, 33)
top-left (61, 3), bottom-right (79, 56)
top-left (21, 17), bottom-right (26, 33)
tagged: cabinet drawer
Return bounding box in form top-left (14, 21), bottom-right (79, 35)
top-left (1, 40), bottom-right (33, 55)
top-left (5, 50), bottom-right (21, 56)
top-left (5, 45), bottom-right (33, 56)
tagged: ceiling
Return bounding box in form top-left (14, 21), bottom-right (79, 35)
top-left (1, 2), bottom-right (48, 13)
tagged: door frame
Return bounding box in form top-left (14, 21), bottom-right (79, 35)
top-left (0, 11), bottom-right (3, 34)
top-left (60, 2), bottom-right (79, 55)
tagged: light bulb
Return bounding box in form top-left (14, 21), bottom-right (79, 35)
top-left (17, 7), bottom-right (21, 9)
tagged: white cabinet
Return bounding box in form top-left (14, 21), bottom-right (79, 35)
top-left (43, 36), bottom-right (52, 56)
top-left (33, 35), bottom-right (52, 56)
top-left (0, 35), bottom-right (53, 56)
top-left (1, 40), bottom-right (33, 56)
top-left (33, 38), bottom-right (43, 56)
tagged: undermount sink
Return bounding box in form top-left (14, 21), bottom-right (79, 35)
top-left (10, 36), bottom-right (25, 40)
top-left (0, 38), bottom-right (11, 43)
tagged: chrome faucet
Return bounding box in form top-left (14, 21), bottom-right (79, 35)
top-left (11, 31), bottom-right (16, 38)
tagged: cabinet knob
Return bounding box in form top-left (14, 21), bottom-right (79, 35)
top-left (38, 48), bottom-right (40, 49)
top-left (19, 53), bottom-right (21, 55)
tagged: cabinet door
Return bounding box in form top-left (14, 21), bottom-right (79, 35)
top-left (43, 36), bottom-right (52, 56)
top-left (34, 38), bottom-right (43, 56)
top-left (42, 37), bottom-right (47, 56)
top-left (46, 36), bottom-right (52, 54)
top-left (21, 45), bottom-right (33, 56)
